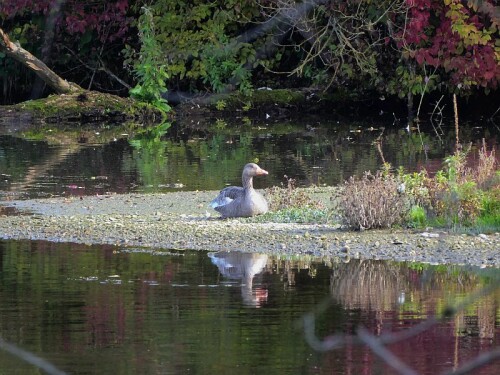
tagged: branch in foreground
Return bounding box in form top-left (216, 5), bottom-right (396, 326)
top-left (0, 337), bottom-right (68, 375)
top-left (303, 283), bottom-right (500, 374)
top-left (357, 327), bottom-right (419, 375)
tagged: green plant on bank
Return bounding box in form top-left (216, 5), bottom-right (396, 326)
top-left (242, 101), bottom-right (252, 111)
top-left (216, 100), bottom-right (227, 110)
top-left (249, 143), bottom-right (498, 231)
top-left (128, 7), bottom-right (171, 115)
top-left (250, 177), bottom-right (330, 224)
top-left (398, 142), bottom-right (499, 230)
top-left (408, 205), bottom-right (427, 228)
top-left (475, 186), bottom-right (500, 231)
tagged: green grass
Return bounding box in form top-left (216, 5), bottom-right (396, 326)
top-left (408, 205), bottom-right (427, 228)
top-left (249, 207), bottom-right (332, 224)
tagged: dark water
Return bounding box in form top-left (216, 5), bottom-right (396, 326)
top-left (1, 118), bottom-right (499, 373)
top-left (0, 240), bottom-right (498, 374)
top-left (1, 118), bottom-right (498, 199)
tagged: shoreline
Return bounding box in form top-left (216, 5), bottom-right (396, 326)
top-left (1, 191), bottom-right (499, 268)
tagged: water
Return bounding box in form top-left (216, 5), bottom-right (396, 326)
top-left (1, 118), bottom-right (498, 199)
top-left (0, 240), bottom-right (498, 374)
top-left (1, 118), bottom-right (499, 373)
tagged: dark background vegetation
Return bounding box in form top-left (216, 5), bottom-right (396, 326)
top-left (0, 0), bottom-right (499, 120)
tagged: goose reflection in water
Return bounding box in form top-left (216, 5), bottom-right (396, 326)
top-left (209, 251), bottom-right (269, 308)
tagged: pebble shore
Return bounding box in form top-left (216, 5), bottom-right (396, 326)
top-left (1, 191), bottom-right (499, 268)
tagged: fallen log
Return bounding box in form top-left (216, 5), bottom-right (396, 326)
top-left (0, 27), bottom-right (81, 94)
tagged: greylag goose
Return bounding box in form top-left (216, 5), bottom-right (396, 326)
top-left (210, 163), bottom-right (269, 218)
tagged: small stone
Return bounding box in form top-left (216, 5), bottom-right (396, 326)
top-left (340, 245), bottom-right (350, 253)
top-left (421, 232), bottom-right (439, 238)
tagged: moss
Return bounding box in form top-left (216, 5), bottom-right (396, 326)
top-left (206, 89), bottom-right (306, 111)
top-left (0, 91), bottom-right (164, 124)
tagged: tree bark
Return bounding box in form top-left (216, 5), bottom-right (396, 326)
top-left (0, 27), bottom-right (81, 94)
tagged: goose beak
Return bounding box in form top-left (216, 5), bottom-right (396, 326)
top-left (257, 168), bottom-right (268, 176)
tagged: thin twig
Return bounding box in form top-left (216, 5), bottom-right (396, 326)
top-left (357, 327), bottom-right (419, 375)
top-left (440, 347), bottom-right (500, 375)
top-left (453, 93), bottom-right (459, 149)
top-left (0, 338), bottom-right (68, 375)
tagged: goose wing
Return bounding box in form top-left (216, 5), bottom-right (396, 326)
top-left (209, 186), bottom-right (244, 208)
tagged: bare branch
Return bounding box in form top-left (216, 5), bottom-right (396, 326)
top-left (441, 347), bottom-right (500, 375)
top-left (0, 27), bottom-right (80, 94)
top-left (357, 327), bottom-right (419, 375)
top-left (0, 337), bottom-right (68, 375)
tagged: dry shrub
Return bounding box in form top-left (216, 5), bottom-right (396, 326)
top-left (334, 171), bottom-right (408, 230)
top-left (474, 140), bottom-right (497, 188)
top-left (265, 176), bottom-right (324, 211)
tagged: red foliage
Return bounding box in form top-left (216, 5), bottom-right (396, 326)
top-left (398, 0), bottom-right (499, 90)
top-left (0, 0), bottom-right (131, 43)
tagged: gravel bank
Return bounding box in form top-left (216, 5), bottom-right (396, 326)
top-left (1, 191), bottom-right (499, 268)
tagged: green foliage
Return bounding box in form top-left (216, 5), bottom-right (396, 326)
top-left (201, 42), bottom-right (254, 94)
top-left (481, 188), bottom-right (500, 217)
top-left (398, 143), bottom-right (499, 230)
top-left (128, 7), bottom-right (171, 115)
top-left (386, 63), bottom-right (440, 99)
top-left (335, 141), bottom-right (498, 231)
top-left (215, 100), bottom-right (227, 110)
top-left (475, 187), bottom-right (500, 232)
top-left (253, 207), bottom-right (330, 224)
top-left (409, 205), bottom-right (427, 228)
top-left (131, 0), bottom-right (263, 94)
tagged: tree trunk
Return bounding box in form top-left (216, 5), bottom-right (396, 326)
top-left (0, 27), bottom-right (81, 95)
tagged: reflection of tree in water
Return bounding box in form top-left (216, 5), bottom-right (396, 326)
top-left (209, 251), bottom-right (268, 308)
top-left (330, 259), bottom-right (408, 312)
top-left (329, 259), bottom-right (498, 339)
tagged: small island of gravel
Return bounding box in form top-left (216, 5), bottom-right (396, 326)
top-left (0, 189), bottom-right (498, 268)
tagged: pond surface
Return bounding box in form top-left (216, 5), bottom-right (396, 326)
top-left (0, 239), bottom-right (498, 374)
top-left (1, 117), bottom-right (499, 373)
top-left (1, 118), bottom-right (498, 199)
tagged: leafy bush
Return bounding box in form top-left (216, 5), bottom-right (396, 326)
top-left (128, 7), bottom-right (171, 114)
top-left (201, 42), bottom-right (254, 94)
top-left (399, 142), bottom-right (498, 229)
top-left (475, 186), bottom-right (500, 231)
top-left (333, 171), bottom-right (408, 230)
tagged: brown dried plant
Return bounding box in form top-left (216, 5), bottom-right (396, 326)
top-left (333, 171), bottom-right (408, 230)
top-left (474, 140), bottom-right (497, 188)
top-left (265, 176), bottom-right (324, 211)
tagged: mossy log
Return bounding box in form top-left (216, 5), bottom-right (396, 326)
top-left (0, 91), bottom-right (164, 125)
top-left (0, 27), bottom-right (164, 125)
